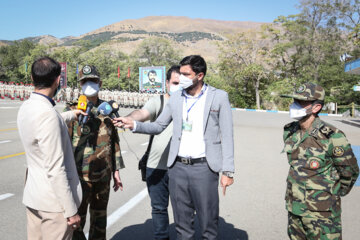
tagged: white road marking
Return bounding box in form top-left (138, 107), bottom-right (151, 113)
top-left (7, 121), bottom-right (17, 123)
top-left (0, 193), bottom-right (14, 201)
top-left (0, 140), bottom-right (11, 144)
top-left (141, 142), bottom-right (149, 146)
top-left (121, 151), bottom-right (127, 154)
top-left (0, 107), bottom-right (17, 109)
top-left (85, 188), bottom-right (148, 238)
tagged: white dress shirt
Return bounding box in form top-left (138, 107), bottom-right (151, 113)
top-left (178, 84), bottom-right (208, 158)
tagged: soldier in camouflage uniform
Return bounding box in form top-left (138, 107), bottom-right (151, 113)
top-left (281, 82), bottom-right (359, 240)
top-left (66, 65), bottom-right (125, 240)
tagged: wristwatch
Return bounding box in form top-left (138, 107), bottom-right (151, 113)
top-left (222, 171), bottom-right (234, 178)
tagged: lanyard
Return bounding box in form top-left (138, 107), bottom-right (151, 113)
top-left (185, 85), bottom-right (207, 121)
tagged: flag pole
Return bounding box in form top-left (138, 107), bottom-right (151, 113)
top-left (76, 64), bottom-right (79, 89)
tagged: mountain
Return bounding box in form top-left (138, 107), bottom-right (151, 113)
top-left (0, 16), bottom-right (267, 61)
top-left (25, 35), bottom-right (65, 45)
top-left (84, 16), bottom-right (265, 35)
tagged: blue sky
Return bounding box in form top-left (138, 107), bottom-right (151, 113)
top-left (0, 0), bottom-right (300, 40)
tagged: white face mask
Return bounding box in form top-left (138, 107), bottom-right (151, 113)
top-left (169, 84), bottom-right (181, 95)
top-left (82, 81), bottom-right (100, 97)
top-left (289, 102), bottom-right (311, 120)
top-left (179, 74), bottom-right (194, 89)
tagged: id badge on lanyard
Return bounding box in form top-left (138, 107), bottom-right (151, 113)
top-left (183, 85), bottom-right (207, 132)
top-left (182, 120), bottom-right (193, 132)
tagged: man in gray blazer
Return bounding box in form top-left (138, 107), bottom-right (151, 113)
top-left (17, 57), bottom-right (84, 240)
top-left (115, 55), bottom-right (234, 239)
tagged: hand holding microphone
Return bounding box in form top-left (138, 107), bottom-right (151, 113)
top-left (97, 102), bottom-right (134, 129)
top-left (112, 117), bottom-right (134, 130)
top-left (77, 95), bottom-right (87, 124)
top-left (82, 102), bottom-right (94, 125)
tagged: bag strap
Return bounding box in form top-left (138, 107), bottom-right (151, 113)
top-left (145, 95), bottom-right (164, 154)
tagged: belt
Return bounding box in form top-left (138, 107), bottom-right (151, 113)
top-left (176, 156), bottom-right (206, 165)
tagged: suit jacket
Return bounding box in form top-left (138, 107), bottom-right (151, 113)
top-left (17, 93), bottom-right (82, 218)
top-left (134, 85), bottom-right (234, 173)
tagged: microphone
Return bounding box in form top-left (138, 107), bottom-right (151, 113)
top-left (77, 95), bottom-right (87, 124)
top-left (108, 100), bottom-right (120, 118)
top-left (81, 102), bottom-right (94, 125)
top-left (97, 102), bottom-right (113, 117)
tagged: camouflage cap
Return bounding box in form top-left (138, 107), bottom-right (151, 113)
top-left (281, 82), bottom-right (325, 101)
top-left (78, 65), bottom-right (100, 81)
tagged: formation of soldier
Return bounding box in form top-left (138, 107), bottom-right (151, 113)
top-left (98, 90), bottom-right (161, 109)
top-left (0, 81), bottom-right (35, 101)
top-left (0, 81), bottom-right (162, 109)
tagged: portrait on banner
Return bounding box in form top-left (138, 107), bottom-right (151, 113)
top-left (139, 66), bottom-right (166, 92)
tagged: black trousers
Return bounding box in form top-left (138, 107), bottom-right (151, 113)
top-left (169, 161), bottom-right (219, 240)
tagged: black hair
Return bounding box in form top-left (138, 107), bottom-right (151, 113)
top-left (166, 65), bottom-right (180, 81)
top-left (179, 55), bottom-right (207, 76)
top-left (147, 70), bottom-right (157, 77)
top-left (31, 56), bottom-right (61, 89)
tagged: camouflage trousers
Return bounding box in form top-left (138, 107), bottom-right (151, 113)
top-left (288, 212), bottom-right (342, 240)
top-left (72, 179), bottom-right (110, 240)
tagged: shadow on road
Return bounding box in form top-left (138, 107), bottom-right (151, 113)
top-left (111, 217), bottom-right (248, 240)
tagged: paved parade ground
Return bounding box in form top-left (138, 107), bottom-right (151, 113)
top-left (0, 99), bottom-right (359, 240)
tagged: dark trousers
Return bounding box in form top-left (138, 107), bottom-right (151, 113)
top-left (146, 167), bottom-right (170, 240)
top-left (169, 161), bottom-right (219, 240)
top-left (72, 179), bottom-right (110, 240)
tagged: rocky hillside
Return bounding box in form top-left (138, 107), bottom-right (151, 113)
top-left (0, 16), bottom-right (267, 61)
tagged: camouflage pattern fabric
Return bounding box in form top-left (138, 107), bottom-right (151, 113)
top-left (288, 212), bottom-right (341, 240)
top-left (283, 117), bottom-right (359, 238)
top-left (63, 101), bottom-right (77, 112)
top-left (65, 99), bottom-right (125, 182)
top-left (281, 82), bottom-right (325, 101)
top-left (78, 65), bottom-right (100, 82)
top-left (72, 179), bottom-right (110, 240)
top-left (66, 98), bottom-right (125, 240)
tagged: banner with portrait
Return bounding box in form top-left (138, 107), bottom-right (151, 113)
top-left (139, 66), bottom-right (166, 92)
top-left (59, 62), bottom-right (67, 88)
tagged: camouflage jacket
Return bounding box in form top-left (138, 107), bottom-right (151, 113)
top-left (65, 99), bottom-right (125, 182)
top-left (283, 117), bottom-right (359, 217)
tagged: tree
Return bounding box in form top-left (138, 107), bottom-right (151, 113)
top-left (133, 37), bottom-right (181, 67)
top-left (217, 31), bottom-right (272, 108)
top-left (79, 48), bottom-right (129, 90)
top-left (22, 44), bottom-right (50, 83)
top-left (263, 0), bottom-right (360, 107)
top-left (0, 40), bottom-right (35, 81)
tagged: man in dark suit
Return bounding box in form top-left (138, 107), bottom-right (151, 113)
top-left (114, 55), bottom-right (234, 239)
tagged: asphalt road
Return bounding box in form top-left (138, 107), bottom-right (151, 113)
top-left (0, 98), bottom-right (359, 240)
